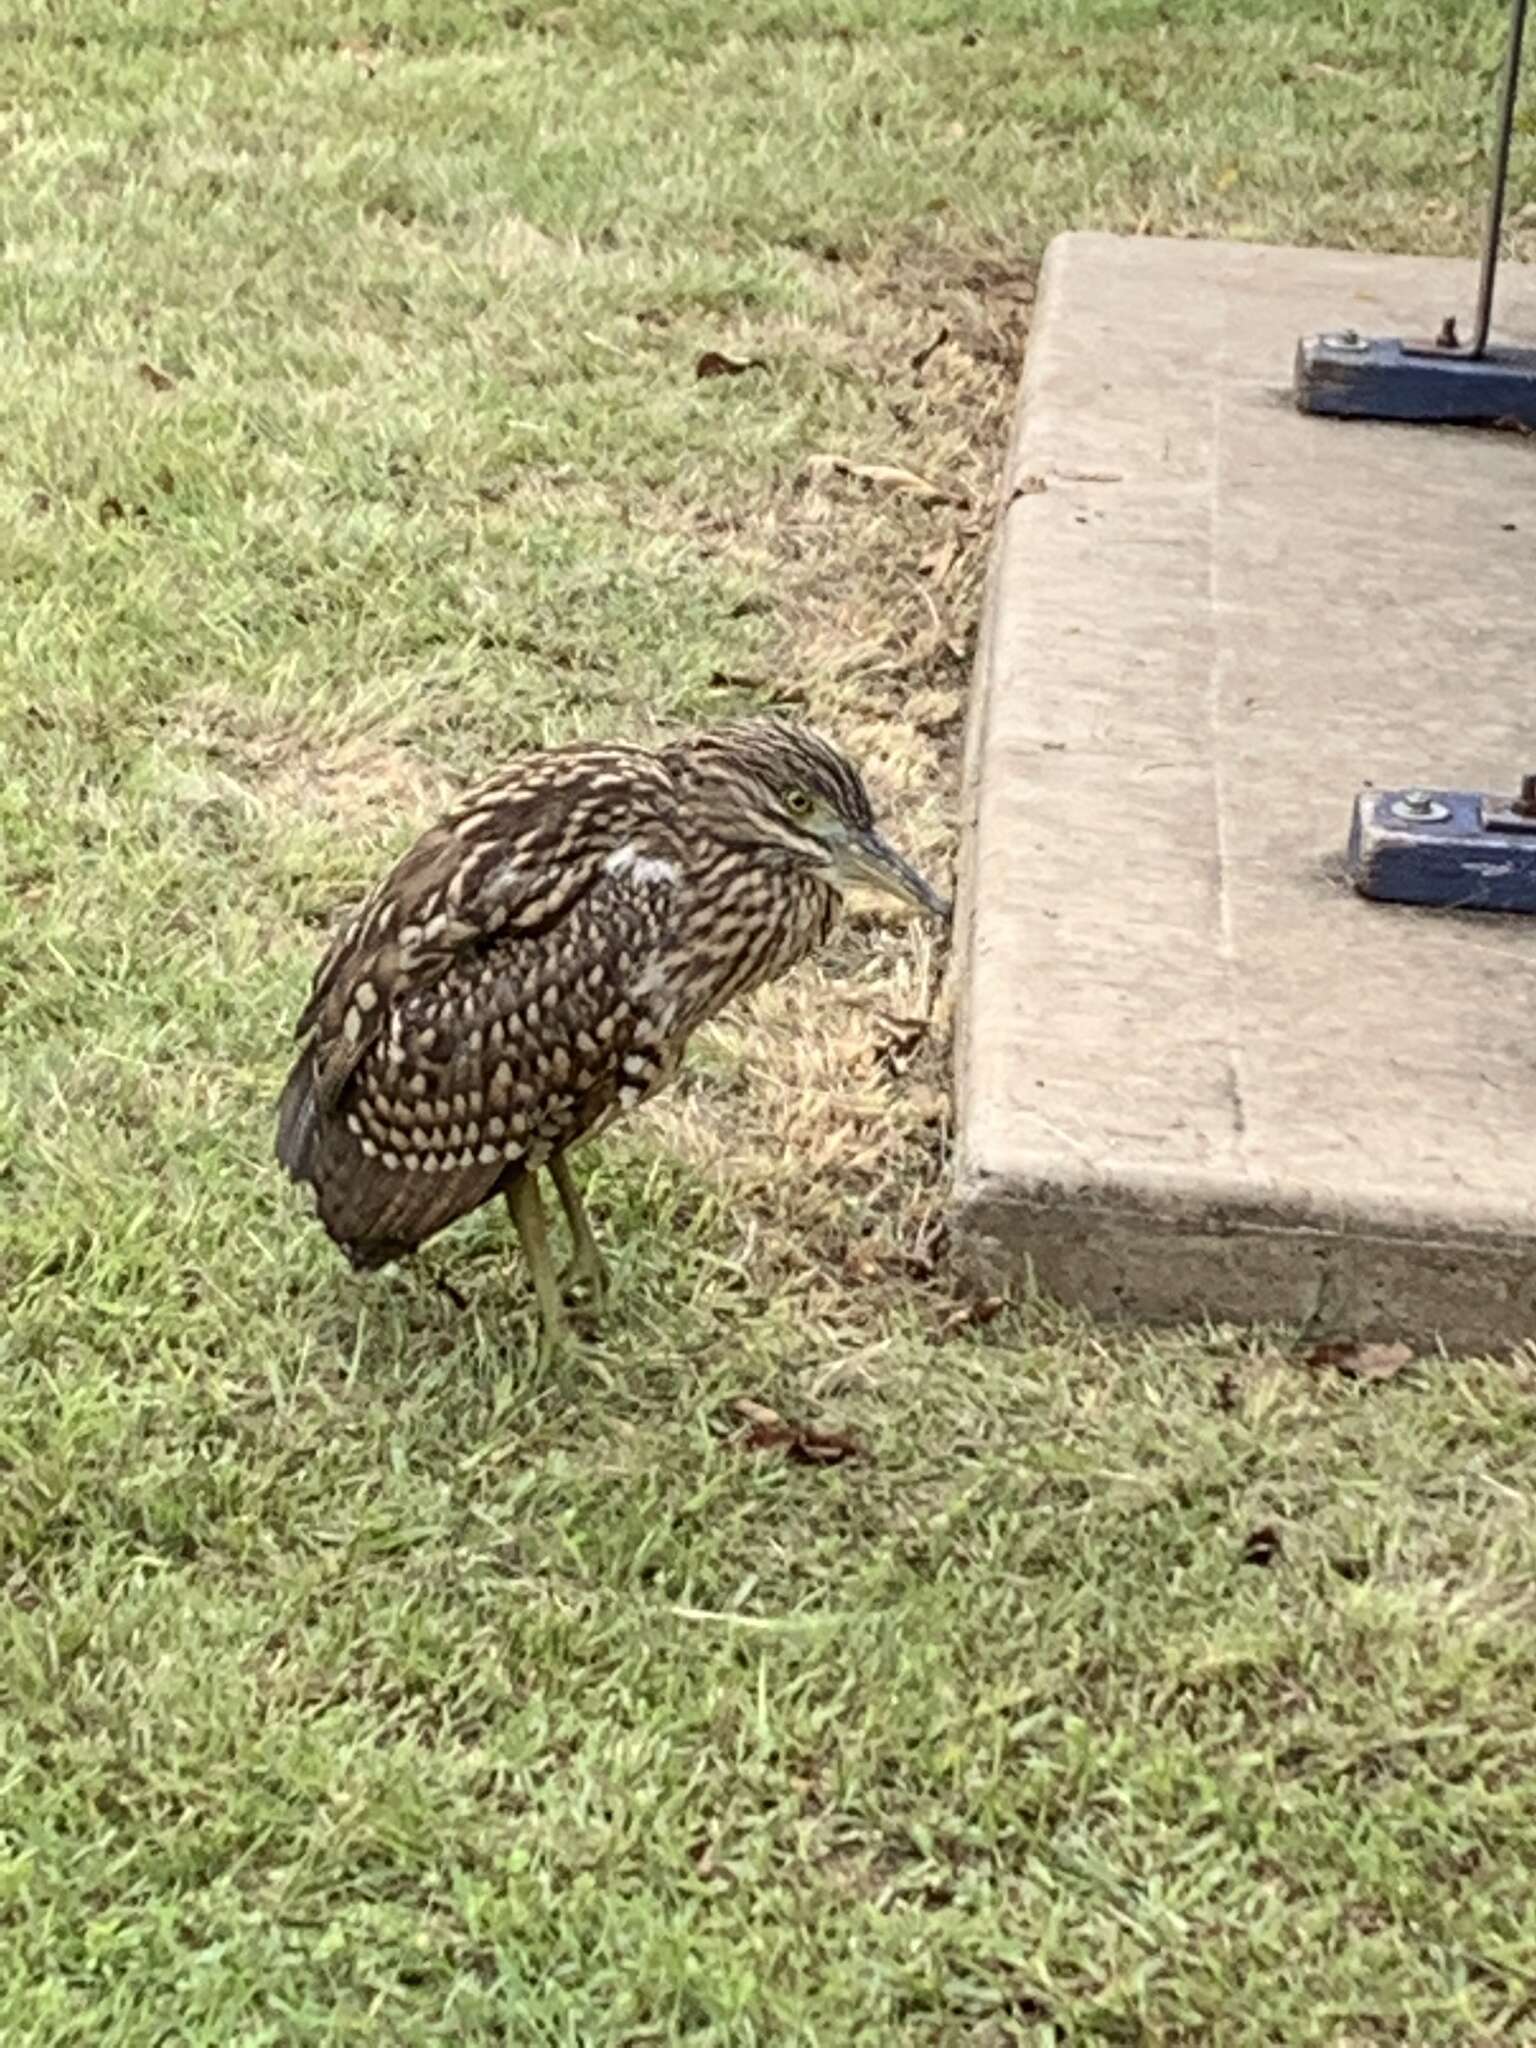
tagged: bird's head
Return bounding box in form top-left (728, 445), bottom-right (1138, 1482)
top-left (666, 718), bottom-right (950, 920)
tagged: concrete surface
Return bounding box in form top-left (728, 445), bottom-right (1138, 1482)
top-left (952, 232), bottom-right (1536, 1353)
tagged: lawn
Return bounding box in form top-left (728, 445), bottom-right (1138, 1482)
top-left (3, 1), bottom-right (1535, 2040)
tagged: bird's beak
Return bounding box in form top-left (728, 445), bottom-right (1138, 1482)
top-left (836, 827), bottom-right (951, 921)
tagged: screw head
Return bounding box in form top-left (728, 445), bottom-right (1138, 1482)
top-left (1322, 328), bottom-right (1368, 352)
top-left (1389, 789), bottom-right (1450, 823)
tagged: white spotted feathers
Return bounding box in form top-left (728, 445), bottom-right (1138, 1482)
top-left (276, 723), bottom-right (856, 1268)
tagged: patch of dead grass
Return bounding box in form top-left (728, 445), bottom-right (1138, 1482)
top-left (646, 235), bottom-right (1030, 1311)
top-left (176, 695), bottom-right (461, 833)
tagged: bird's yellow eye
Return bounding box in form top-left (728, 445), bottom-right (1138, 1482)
top-left (785, 788), bottom-right (813, 818)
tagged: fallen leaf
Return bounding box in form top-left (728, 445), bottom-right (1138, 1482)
top-left (1007, 473), bottom-right (1047, 507)
top-left (809, 456), bottom-right (965, 507)
top-left (137, 360), bottom-right (176, 393)
top-left (1242, 1525), bottom-right (1283, 1567)
top-left (909, 325), bottom-right (950, 374)
top-left (729, 1397), bottom-right (862, 1467)
top-left (1303, 1339), bottom-right (1414, 1382)
top-left (696, 349), bottom-right (768, 380)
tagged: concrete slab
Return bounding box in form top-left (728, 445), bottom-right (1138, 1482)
top-left (953, 232), bottom-right (1536, 1353)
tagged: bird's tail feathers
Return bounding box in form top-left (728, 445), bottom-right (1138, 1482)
top-left (276, 1043), bottom-right (322, 1183)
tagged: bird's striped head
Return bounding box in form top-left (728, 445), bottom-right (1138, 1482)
top-left (663, 718), bottom-right (949, 920)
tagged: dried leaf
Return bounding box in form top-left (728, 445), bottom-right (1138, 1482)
top-left (810, 455), bottom-right (965, 507)
top-left (137, 360), bottom-right (176, 393)
top-left (1007, 473), bottom-right (1047, 507)
top-left (1241, 1525), bottom-right (1282, 1567)
top-left (909, 325), bottom-right (950, 374)
top-left (696, 349), bottom-right (768, 380)
top-left (729, 1397), bottom-right (862, 1467)
top-left (1303, 1339), bottom-right (1414, 1382)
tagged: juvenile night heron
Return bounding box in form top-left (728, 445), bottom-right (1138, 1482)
top-left (276, 718), bottom-right (948, 1349)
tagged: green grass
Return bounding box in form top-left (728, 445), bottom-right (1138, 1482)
top-left (3, 1), bottom-right (1535, 2040)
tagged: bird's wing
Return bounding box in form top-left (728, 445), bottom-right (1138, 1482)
top-left (292, 862), bottom-right (680, 1262)
top-left (293, 745), bottom-right (674, 1116)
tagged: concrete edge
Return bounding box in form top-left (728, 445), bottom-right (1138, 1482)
top-left (951, 1170), bottom-right (1536, 1355)
top-left (951, 230), bottom-right (1071, 1213)
top-left (950, 1157), bottom-right (1536, 1261)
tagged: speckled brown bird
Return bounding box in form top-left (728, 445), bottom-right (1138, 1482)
top-left (276, 718), bottom-right (948, 1349)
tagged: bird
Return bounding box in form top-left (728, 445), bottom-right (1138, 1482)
top-left (275, 717), bottom-right (949, 1351)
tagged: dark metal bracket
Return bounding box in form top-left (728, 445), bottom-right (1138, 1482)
top-left (1347, 776), bottom-right (1536, 912)
top-left (1296, 0), bottom-right (1536, 427)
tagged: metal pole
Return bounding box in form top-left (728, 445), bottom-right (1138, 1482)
top-left (1466, 0), bottom-right (1528, 357)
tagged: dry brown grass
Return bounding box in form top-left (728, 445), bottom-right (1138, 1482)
top-left (647, 240), bottom-right (1033, 1309)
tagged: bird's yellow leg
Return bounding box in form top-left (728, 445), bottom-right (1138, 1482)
top-left (549, 1151), bottom-right (608, 1305)
top-left (505, 1173), bottom-right (566, 1355)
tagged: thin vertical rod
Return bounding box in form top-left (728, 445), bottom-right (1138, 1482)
top-left (1468, 0), bottom-right (1529, 357)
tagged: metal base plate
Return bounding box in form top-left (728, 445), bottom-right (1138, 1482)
top-left (1348, 788), bottom-right (1536, 911)
top-left (1296, 332), bottom-right (1536, 427)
